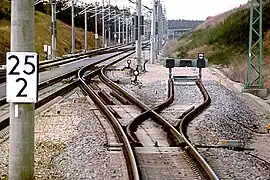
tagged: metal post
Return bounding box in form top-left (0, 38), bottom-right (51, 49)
top-left (84, 8), bottom-right (88, 52)
top-left (102, 0), bottom-right (105, 47)
top-left (143, 19), bottom-right (146, 40)
top-left (131, 14), bottom-right (134, 43)
top-left (51, 0), bottom-right (56, 59)
top-left (162, 16), bottom-right (165, 43)
top-left (108, 0), bottom-right (111, 46)
top-left (118, 14), bottom-right (121, 44)
top-left (150, 0), bottom-right (157, 64)
top-left (126, 18), bottom-right (128, 44)
top-left (157, 0), bottom-right (162, 54)
top-left (71, 2), bottom-right (75, 54)
top-left (246, 0), bottom-right (263, 89)
top-left (136, 0), bottom-right (142, 70)
top-left (95, 4), bottom-right (98, 49)
top-left (114, 12), bottom-right (117, 45)
top-left (9, 0), bottom-right (35, 178)
top-left (129, 16), bottom-right (132, 43)
top-left (122, 11), bottom-right (125, 44)
top-left (169, 68), bottom-right (172, 79)
top-left (199, 68), bottom-right (202, 81)
top-left (164, 7), bottom-right (168, 40)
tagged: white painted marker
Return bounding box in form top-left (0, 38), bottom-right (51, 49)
top-left (15, 104), bottom-right (19, 118)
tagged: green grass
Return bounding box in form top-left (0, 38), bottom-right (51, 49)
top-left (170, 2), bottom-right (270, 89)
top-left (173, 3), bottom-right (270, 65)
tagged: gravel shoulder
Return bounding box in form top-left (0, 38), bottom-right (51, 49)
top-left (0, 88), bottom-right (128, 179)
top-left (117, 59), bottom-right (270, 179)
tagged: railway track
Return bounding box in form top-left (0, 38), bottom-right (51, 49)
top-left (0, 43), bottom-right (132, 84)
top-left (79, 50), bottom-right (140, 180)
top-left (0, 41), bottom-right (219, 179)
top-left (0, 47), bottom-right (136, 135)
top-left (78, 46), bottom-right (219, 179)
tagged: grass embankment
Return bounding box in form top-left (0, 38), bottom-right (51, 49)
top-left (0, 1), bottom-right (97, 65)
top-left (164, 3), bottom-right (270, 89)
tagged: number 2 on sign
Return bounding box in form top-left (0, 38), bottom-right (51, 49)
top-left (6, 52), bottom-right (38, 103)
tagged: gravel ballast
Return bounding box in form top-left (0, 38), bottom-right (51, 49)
top-left (1, 55), bottom-right (269, 179)
top-left (0, 89), bottom-right (128, 179)
top-left (115, 61), bottom-right (270, 179)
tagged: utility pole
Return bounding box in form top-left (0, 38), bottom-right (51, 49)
top-left (164, 7), bottom-right (168, 41)
top-left (51, 0), bottom-right (56, 59)
top-left (157, 0), bottom-right (162, 54)
top-left (162, 15), bottom-right (165, 43)
top-left (102, 0), bottom-right (105, 47)
top-left (246, 0), bottom-right (263, 89)
top-left (9, 0), bottom-right (35, 178)
top-left (126, 18), bottom-right (129, 44)
top-left (108, 0), bottom-right (111, 46)
top-left (114, 11), bottom-right (117, 45)
top-left (122, 11), bottom-right (125, 44)
top-left (136, 0), bottom-right (142, 70)
top-left (150, 0), bottom-right (157, 64)
top-left (84, 6), bottom-right (88, 52)
top-left (129, 16), bottom-right (132, 43)
top-left (118, 14), bottom-right (121, 44)
top-left (71, 1), bottom-right (75, 54)
top-left (95, 3), bottom-right (98, 49)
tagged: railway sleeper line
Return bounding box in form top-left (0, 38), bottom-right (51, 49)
top-left (1, 42), bottom-right (218, 179)
top-left (87, 49), bottom-right (219, 179)
top-left (78, 50), bottom-right (140, 180)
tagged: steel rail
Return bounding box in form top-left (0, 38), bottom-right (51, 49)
top-left (0, 43), bottom-right (133, 84)
top-left (100, 57), bottom-right (218, 179)
top-left (177, 80), bottom-right (219, 180)
top-left (0, 67), bottom-right (101, 132)
top-left (0, 50), bottom-right (129, 107)
top-left (78, 51), bottom-right (140, 180)
top-left (0, 50), bottom-right (132, 130)
top-left (126, 79), bottom-right (174, 145)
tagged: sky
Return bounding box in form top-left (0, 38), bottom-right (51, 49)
top-left (83, 0), bottom-right (249, 20)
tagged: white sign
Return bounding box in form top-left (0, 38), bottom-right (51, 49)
top-left (6, 52), bottom-right (38, 103)
top-left (43, 45), bottom-right (48, 52)
top-left (95, 34), bottom-right (98, 39)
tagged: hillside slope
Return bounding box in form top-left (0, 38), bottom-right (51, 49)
top-left (0, 1), bottom-right (97, 65)
top-left (164, 2), bottom-right (270, 90)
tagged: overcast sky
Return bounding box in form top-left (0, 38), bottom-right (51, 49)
top-left (85, 0), bottom-right (249, 20)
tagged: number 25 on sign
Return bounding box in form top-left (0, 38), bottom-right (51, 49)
top-left (6, 52), bottom-right (38, 103)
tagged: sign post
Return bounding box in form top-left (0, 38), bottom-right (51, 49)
top-left (136, 0), bottom-right (142, 70)
top-left (150, 0), bottom-right (157, 64)
top-left (197, 52), bottom-right (205, 81)
top-left (51, 0), bottom-right (56, 59)
top-left (8, 0), bottom-right (37, 178)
